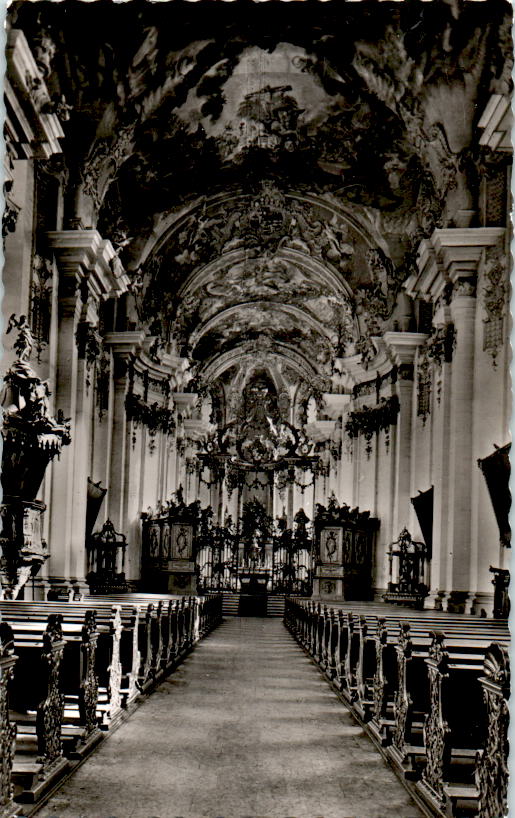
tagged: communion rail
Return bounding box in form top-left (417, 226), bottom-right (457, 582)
top-left (284, 597), bottom-right (509, 818)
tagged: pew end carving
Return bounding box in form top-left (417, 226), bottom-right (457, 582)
top-left (284, 597), bottom-right (510, 818)
top-left (475, 643), bottom-right (510, 818)
top-left (0, 623), bottom-right (17, 818)
top-left (0, 593), bottom-right (223, 809)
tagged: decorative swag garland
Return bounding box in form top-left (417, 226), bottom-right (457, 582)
top-left (193, 453), bottom-right (328, 498)
top-left (125, 392), bottom-right (175, 453)
top-left (345, 394), bottom-right (400, 457)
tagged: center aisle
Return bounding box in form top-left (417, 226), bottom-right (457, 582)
top-left (36, 618), bottom-right (423, 818)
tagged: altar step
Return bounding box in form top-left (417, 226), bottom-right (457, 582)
top-left (267, 596), bottom-right (285, 617)
top-left (222, 593), bottom-right (241, 616)
top-left (221, 593), bottom-right (285, 617)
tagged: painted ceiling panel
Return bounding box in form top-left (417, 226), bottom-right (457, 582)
top-left (13, 0), bottom-right (511, 397)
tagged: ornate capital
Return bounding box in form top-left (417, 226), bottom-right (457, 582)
top-left (451, 277), bottom-right (477, 300)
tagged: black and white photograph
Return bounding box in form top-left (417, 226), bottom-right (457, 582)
top-left (0, 1), bottom-right (512, 816)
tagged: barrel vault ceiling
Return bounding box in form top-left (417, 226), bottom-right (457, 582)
top-left (12, 0), bottom-right (512, 402)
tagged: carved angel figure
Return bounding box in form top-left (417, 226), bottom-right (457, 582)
top-left (6, 314), bottom-right (35, 362)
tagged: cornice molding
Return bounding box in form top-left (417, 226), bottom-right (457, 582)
top-left (47, 230), bottom-right (129, 299)
top-left (6, 29), bottom-right (64, 158)
top-left (103, 331), bottom-right (146, 358)
top-left (407, 228), bottom-right (506, 301)
top-left (383, 332), bottom-right (429, 366)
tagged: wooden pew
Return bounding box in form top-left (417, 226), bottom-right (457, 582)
top-left (284, 598), bottom-right (510, 818)
top-left (473, 642), bottom-right (510, 818)
top-left (370, 622), bottom-right (507, 751)
top-left (0, 594), bottom-right (222, 810)
top-left (7, 614), bottom-right (70, 803)
top-left (41, 593), bottom-right (222, 693)
top-left (415, 632), bottom-right (509, 817)
top-left (5, 599), bottom-right (158, 699)
top-left (287, 599), bottom-right (506, 711)
top-left (87, 596), bottom-right (190, 684)
top-left (5, 610), bottom-right (103, 755)
top-left (0, 621), bottom-right (17, 818)
top-left (0, 602), bottom-right (127, 727)
top-left (87, 593), bottom-right (223, 668)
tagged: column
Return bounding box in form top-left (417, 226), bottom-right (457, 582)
top-left (410, 228), bottom-right (504, 612)
top-left (383, 334), bottom-right (428, 536)
top-left (46, 231), bottom-right (127, 593)
top-left (103, 332), bottom-right (145, 582)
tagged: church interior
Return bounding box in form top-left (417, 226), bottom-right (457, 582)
top-left (0, 1), bottom-right (512, 817)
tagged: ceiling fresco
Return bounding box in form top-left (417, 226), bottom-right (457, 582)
top-left (12, 0), bottom-right (512, 399)
top-left (137, 186), bottom-right (365, 369)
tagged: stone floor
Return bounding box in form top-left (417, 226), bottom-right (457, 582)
top-left (34, 618), bottom-right (424, 818)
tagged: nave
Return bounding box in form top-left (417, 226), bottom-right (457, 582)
top-left (34, 617), bottom-right (423, 818)
top-left (1, 4), bottom-right (512, 818)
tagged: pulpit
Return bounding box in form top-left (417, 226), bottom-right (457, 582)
top-left (0, 323), bottom-right (71, 598)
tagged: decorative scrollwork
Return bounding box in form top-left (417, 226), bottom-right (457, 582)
top-left (79, 611), bottom-right (99, 737)
top-left (30, 254), bottom-right (53, 362)
top-left (138, 606), bottom-right (155, 687)
top-left (76, 321), bottom-right (102, 391)
top-left (96, 347), bottom-right (111, 420)
top-left (476, 643), bottom-right (510, 818)
top-left (423, 323), bottom-right (456, 404)
top-left (393, 624), bottom-right (413, 755)
top-left (105, 607), bottom-right (123, 720)
top-left (372, 619), bottom-right (388, 721)
top-left (125, 393), bottom-right (176, 453)
top-left (425, 324), bottom-right (456, 369)
top-left (0, 623), bottom-right (17, 816)
top-left (126, 607), bottom-right (141, 702)
top-left (37, 615), bottom-right (65, 770)
top-left (417, 350), bottom-right (431, 424)
top-left (356, 616), bottom-right (368, 701)
top-left (482, 241), bottom-right (507, 368)
top-left (421, 634), bottom-right (451, 806)
top-left (2, 196), bottom-right (21, 239)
